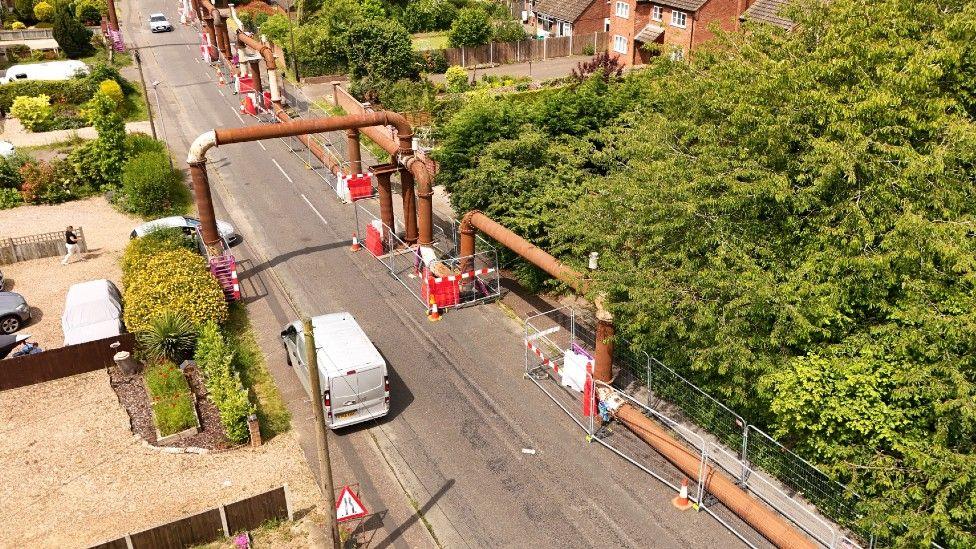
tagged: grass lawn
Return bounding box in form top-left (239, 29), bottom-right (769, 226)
top-left (226, 304), bottom-right (292, 440)
top-left (124, 82), bottom-right (149, 122)
top-left (412, 32), bottom-right (450, 51)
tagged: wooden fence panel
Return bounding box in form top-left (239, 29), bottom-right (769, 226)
top-left (129, 509), bottom-right (224, 549)
top-left (0, 333), bottom-right (135, 391)
top-left (0, 227), bottom-right (87, 265)
top-left (546, 35), bottom-right (572, 58)
top-left (435, 32), bottom-right (609, 68)
top-left (224, 486), bottom-right (289, 534)
top-left (89, 538), bottom-right (128, 549)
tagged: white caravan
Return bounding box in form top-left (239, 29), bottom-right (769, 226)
top-left (1, 60), bottom-right (89, 84)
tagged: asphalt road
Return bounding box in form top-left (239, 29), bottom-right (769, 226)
top-left (122, 4), bottom-right (753, 547)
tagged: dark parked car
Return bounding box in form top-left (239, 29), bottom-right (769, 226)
top-left (0, 291), bottom-right (30, 334)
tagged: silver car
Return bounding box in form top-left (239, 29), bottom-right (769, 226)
top-left (0, 292), bottom-right (31, 334)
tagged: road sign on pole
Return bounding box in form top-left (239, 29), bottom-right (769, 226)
top-left (335, 486), bottom-right (369, 523)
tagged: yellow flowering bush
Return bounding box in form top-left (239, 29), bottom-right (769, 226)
top-left (123, 248), bottom-right (227, 333)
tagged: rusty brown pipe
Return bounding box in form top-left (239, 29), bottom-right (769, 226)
top-left (346, 128), bottom-right (362, 175)
top-left (188, 159), bottom-right (221, 249)
top-left (236, 30), bottom-right (276, 70)
top-left (459, 210), bottom-right (614, 381)
top-left (375, 171), bottom-right (395, 234)
top-left (602, 391), bottom-right (817, 549)
top-left (247, 59), bottom-right (263, 93)
top-left (202, 15), bottom-right (217, 55)
top-left (106, 0), bottom-right (119, 31)
top-left (273, 106), bottom-right (341, 174)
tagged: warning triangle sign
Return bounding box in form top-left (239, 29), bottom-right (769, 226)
top-left (335, 486), bottom-right (369, 522)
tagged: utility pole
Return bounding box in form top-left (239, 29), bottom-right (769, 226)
top-left (303, 318), bottom-right (340, 548)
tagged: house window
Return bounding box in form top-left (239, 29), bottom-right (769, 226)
top-left (615, 1), bottom-right (630, 18)
top-left (670, 9), bottom-right (687, 27)
top-left (604, 17), bottom-right (611, 31)
top-left (651, 5), bottom-right (662, 20)
top-left (613, 34), bottom-right (627, 54)
top-left (561, 22), bottom-right (572, 36)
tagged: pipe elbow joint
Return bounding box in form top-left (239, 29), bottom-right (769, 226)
top-left (460, 210), bottom-right (481, 234)
top-left (187, 130), bottom-right (217, 164)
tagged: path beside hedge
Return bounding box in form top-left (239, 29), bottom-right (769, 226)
top-left (0, 118), bottom-right (151, 147)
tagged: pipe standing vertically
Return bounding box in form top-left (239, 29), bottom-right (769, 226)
top-left (458, 210), bottom-right (615, 382)
top-left (346, 128), bottom-right (362, 175)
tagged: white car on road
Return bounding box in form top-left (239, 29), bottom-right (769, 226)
top-left (149, 13), bottom-right (173, 32)
top-left (130, 215), bottom-right (240, 246)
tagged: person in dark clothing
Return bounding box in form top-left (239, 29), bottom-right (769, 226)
top-left (62, 225), bottom-right (83, 265)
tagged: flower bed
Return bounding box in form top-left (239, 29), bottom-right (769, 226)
top-left (144, 362), bottom-right (200, 441)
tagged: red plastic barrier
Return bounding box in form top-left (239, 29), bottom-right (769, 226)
top-left (365, 223), bottom-right (384, 256)
top-left (243, 94), bottom-right (257, 115)
top-left (347, 174), bottom-right (373, 201)
top-left (422, 274), bottom-right (460, 308)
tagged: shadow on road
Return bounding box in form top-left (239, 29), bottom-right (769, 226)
top-left (241, 241), bottom-right (353, 281)
top-left (372, 479), bottom-right (455, 549)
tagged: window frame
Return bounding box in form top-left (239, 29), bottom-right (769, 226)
top-left (613, 34), bottom-right (628, 54)
top-left (670, 9), bottom-right (687, 28)
top-left (651, 5), bottom-right (662, 21)
top-left (615, 1), bottom-right (630, 18)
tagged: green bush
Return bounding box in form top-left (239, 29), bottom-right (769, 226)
top-left (75, 0), bottom-right (102, 24)
top-left (32, 1), bottom-right (53, 22)
top-left (0, 160), bottom-right (22, 190)
top-left (346, 19), bottom-right (417, 83)
top-left (123, 248), bottom-right (228, 333)
top-left (124, 132), bottom-right (166, 157)
top-left (448, 7), bottom-right (491, 48)
top-left (138, 312), bottom-right (198, 364)
top-left (492, 19), bottom-right (525, 43)
top-left (414, 50), bottom-right (449, 74)
top-left (85, 91), bottom-right (125, 188)
top-left (445, 65), bottom-right (468, 93)
top-left (98, 79), bottom-right (124, 108)
top-left (52, 4), bottom-right (94, 58)
top-left (11, 94), bottom-right (52, 132)
top-left (121, 227), bottom-right (196, 286)
top-left (118, 151), bottom-right (188, 218)
top-left (144, 362), bottom-right (197, 436)
top-left (401, 0), bottom-right (456, 32)
top-left (10, 21), bottom-right (25, 30)
top-left (195, 322), bottom-right (254, 443)
top-left (0, 188), bottom-right (23, 209)
top-left (258, 13), bottom-right (289, 45)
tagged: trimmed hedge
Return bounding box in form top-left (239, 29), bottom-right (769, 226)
top-left (123, 248), bottom-right (228, 333)
top-left (195, 322), bottom-right (254, 443)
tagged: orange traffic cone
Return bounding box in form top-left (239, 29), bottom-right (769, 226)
top-left (672, 478), bottom-right (693, 511)
top-left (428, 295), bottom-right (441, 322)
top-left (350, 233), bottom-right (361, 252)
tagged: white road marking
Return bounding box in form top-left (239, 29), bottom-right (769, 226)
top-left (272, 159), bottom-right (293, 183)
top-left (217, 89), bottom-right (225, 97)
top-left (258, 141), bottom-right (267, 151)
top-left (301, 194), bottom-right (329, 225)
top-left (229, 105), bottom-right (244, 123)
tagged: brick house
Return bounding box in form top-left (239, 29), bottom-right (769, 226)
top-left (607, 0), bottom-right (751, 64)
top-left (527, 0), bottom-right (610, 38)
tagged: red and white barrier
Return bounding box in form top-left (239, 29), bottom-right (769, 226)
top-left (430, 268), bottom-right (495, 284)
top-left (526, 340), bottom-right (558, 373)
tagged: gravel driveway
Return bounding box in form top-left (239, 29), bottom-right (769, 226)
top-left (0, 197), bottom-right (140, 348)
top-left (0, 370), bottom-right (319, 548)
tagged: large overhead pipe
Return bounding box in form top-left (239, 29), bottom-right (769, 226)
top-left (346, 128), bottom-right (363, 174)
top-left (598, 389), bottom-right (817, 549)
top-left (186, 112), bottom-right (423, 247)
top-left (458, 210), bottom-right (614, 381)
top-left (235, 30), bottom-right (280, 103)
top-left (198, 0), bottom-right (231, 59)
top-left (370, 163), bottom-right (399, 234)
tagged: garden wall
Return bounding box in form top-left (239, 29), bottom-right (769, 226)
top-left (0, 227), bottom-right (88, 265)
top-left (0, 332), bottom-right (134, 391)
top-left (88, 485), bottom-right (293, 549)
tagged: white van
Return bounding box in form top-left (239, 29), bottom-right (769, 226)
top-left (280, 313), bottom-right (390, 429)
top-left (1, 60), bottom-right (90, 84)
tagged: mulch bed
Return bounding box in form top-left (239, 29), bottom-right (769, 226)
top-left (108, 362), bottom-right (234, 451)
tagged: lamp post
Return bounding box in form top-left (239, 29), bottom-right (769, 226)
top-left (150, 80), bottom-right (173, 168)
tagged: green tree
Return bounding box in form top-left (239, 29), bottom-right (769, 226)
top-left (444, 65), bottom-right (469, 93)
top-left (258, 13), bottom-right (290, 45)
top-left (52, 4), bottom-right (93, 58)
top-left (119, 151), bottom-right (189, 218)
top-left (86, 91), bottom-right (125, 188)
top-left (448, 7), bottom-right (491, 48)
top-left (401, 0), bottom-right (456, 32)
top-left (75, 0), bottom-right (103, 24)
top-left (346, 18), bottom-right (416, 83)
top-left (493, 19), bottom-right (526, 42)
top-left (13, 0), bottom-right (35, 25)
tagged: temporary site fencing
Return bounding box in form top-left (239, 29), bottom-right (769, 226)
top-left (523, 306), bottom-right (867, 549)
top-left (431, 32), bottom-right (611, 68)
top-left (353, 201), bottom-right (501, 312)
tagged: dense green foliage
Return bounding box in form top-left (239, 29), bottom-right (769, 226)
top-left (145, 362), bottom-right (198, 436)
top-left (492, 19), bottom-right (526, 42)
top-left (346, 18), bottom-right (417, 82)
top-left (118, 151), bottom-right (188, 218)
top-left (120, 227), bottom-right (196, 286)
top-left (444, 65), bottom-right (467, 93)
top-left (10, 94), bottom-right (52, 132)
top-left (436, 0), bottom-right (976, 544)
top-left (258, 13), bottom-right (290, 45)
top-left (79, 91), bottom-right (125, 188)
top-left (0, 63), bottom-right (131, 112)
top-left (448, 7), bottom-right (491, 47)
top-left (400, 0), bottom-right (456, 33)
top-left (52, 4), bottom-right (93, 58)
top-left (75, 0), bottom-right (103, 24)
top-left (195, 322), bottom-right (255, 443)
top-left (32, 1), bottom-right (53, 22)
top-left (122, 248), bottom-right (228, 333)
top-left (138, 312), bottom-right (198, 364)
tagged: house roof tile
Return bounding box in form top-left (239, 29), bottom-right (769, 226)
top-left (534, 0), bottom-right (596, 23)
top-left (741, 0), bottom-right (794, 29)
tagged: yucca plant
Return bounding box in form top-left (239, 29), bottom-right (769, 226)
top-left (138, 312), bottom-right (198, 364)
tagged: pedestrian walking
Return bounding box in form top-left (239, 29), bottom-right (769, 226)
top-left (62, 225), bottom-right (82, 265)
